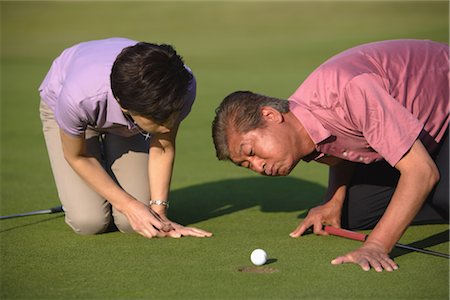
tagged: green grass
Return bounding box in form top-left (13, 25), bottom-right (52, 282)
top-left (1, 1), bottom-right (449, 299)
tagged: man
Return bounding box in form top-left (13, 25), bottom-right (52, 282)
top-left (212, 39), bottom-right (448, 271)
top-left (40, 38), bottom-right (212, 239)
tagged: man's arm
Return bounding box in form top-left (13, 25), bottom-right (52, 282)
top-left (331, 139), bottom-right (439, 271)
top-left (366, 139), bottom-right (439, 251)
top-left (290, 159), bottom-right (355, 236)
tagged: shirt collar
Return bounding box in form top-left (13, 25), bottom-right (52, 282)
top-left (106, 88), bottom-right (134, 129)
top-left (288, 100), bottom-right (331, 145)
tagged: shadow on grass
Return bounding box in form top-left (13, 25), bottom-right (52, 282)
top-left (168, 176), bottom-right (449, 253)
top-left (390, 229), bottom-right (449, 259)
top-left (0, 215), bottom-right (64, 233)
top-left (168, 176), bottom-right (325, 226)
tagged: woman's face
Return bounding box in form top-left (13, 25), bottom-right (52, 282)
top-left (126, 111), bottom-right (179, 135)
top-left (130, 113), bottom-right (171, 134)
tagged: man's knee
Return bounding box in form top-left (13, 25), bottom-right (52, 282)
top-left (342, 185), bottom-right (394, 230)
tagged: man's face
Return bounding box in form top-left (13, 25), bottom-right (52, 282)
top-left (227, 123), bottom-right (300, 176)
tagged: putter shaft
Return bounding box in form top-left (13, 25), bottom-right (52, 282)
top-left (0, 205), bottom-right (64, 220)
top-left (324, 225), bottom-right (449, 259)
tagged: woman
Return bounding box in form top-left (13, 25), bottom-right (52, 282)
top-left (39, 37), bottom-right (212, 239)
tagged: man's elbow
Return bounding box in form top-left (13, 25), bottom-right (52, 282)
top-left (426, 162), bottom-right (440, 190)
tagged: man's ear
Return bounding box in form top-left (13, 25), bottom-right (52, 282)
top-left (260, 106), bottom-right (284, 123)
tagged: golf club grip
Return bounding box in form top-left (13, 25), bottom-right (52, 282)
top-left (50, 205), bottom-right (64, 213)
top-left (324, 226), bottom-right (367, 242)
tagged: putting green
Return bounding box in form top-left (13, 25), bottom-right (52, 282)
top-left (1, 1), bottom-right (448, 299)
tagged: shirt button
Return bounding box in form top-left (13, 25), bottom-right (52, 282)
top-left (342, 151), bottom-right (348, 157)
top-left (358, 156), bottom-right (365, 162)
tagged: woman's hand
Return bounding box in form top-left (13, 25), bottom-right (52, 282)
top-left (159, 215), bottom-right (213, 238)
top-left (124, 202), bottom-right (213, 239)
top-left (122, 201), bottom-right (173, 238)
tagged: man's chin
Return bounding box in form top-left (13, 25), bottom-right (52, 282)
top-left (281, 161), bottom-right (300, 176)
top-left (276, 167), bottom-right (292, 176)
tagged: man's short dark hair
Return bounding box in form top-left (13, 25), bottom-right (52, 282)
top-left (110, 42), bottom-right (192, 123)
top-left (212, 91), bottom-right (290, 160)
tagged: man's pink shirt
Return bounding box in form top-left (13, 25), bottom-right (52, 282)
top-left (289, 39), bottom-right (449, 166)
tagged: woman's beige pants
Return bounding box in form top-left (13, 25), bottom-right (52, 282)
top-left (40, 100), bottom-right (150, 235)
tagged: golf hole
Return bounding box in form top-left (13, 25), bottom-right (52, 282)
top-left (238, 266), bottom-right (279, 273)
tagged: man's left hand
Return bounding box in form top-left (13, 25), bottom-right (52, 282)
top-left (331, 242), bottom-right (399, 272)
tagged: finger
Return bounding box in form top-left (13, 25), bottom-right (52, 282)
top-left (335, 255), bottom-right (371, 271)
top-left (180, 227), bottom-right (212, 238)
top-left (148, 210), bottom-right (173, 232)
top-left (330, 220), bottom-right (341, 228)
top-left (358, 259), bottom-right (371, 272)
top-left (156, 230), bottom-right (168, 238)
top-left (189, 227), bottom-right (213, 237)
top-left (379, 257), bottom-right (398, 272)
top-left (138, 226), bottom-right (159, 239)
top-left (366, 257), bottom-right (383, 272)
top-left (331, 255), bottom-right (347, 265)
top-left (160, 223), bottom-right (174, 232)
top-left (389, 259), bottom-right (399, 271)
top-left (289, 222), bottom-right (310, 238)
top-left (379, 259), bottom-right (393, 272)
top-left (312, 221), bottom-right (327, 236)
top-left (167, 230), bottom-right (182, 238)
top-left (331, 255), bottom-right (371, 271)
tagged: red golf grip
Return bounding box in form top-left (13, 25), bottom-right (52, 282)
top-left (324, 226), bottom-right (367, 242)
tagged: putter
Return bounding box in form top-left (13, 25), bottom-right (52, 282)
top-left (0, 205), bottom-right (64, 220)
top-left (324, 225), bottom-right (450, 259)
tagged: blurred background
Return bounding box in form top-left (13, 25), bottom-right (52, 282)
top-left (1, 2), bottom-right (448, 299)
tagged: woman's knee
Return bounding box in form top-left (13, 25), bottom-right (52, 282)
top-left (65, 211), bottom-right (111, 235)
top-left (113, 211), bottom-right (135, 233)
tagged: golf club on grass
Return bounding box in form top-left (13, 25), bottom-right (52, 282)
top-left (0, 205), bottom-right (64, 220)
top-left (324, 225), bottom-right (450, 259)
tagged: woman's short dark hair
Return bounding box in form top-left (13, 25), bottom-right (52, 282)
top-left (110, 42), bottom-right (192, 123)
top-left (212, 91), bottom-right (290, 160)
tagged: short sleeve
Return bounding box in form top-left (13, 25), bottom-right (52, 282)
top-left (344, 73), bottom-right (423, 166)
top-left (54, 88), bottom-right (89, 136)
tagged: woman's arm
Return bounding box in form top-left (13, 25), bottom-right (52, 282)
top-left (59, 129), bottom-right (169, 238)
top-left (147, 126), bottom-right (212, 238)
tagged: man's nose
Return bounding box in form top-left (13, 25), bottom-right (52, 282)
top-left (249, 157), bottom-right (265, 174)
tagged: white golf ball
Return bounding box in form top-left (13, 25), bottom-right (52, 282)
top-left (250, 249), bottom-right (267, 266)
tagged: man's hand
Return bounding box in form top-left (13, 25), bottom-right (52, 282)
top-left (290, 159), bottom-right (351, 238)
top-left (331, 241), bottom-right (399, 272)
top-left (289, 201), bottom-right (342, 237)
